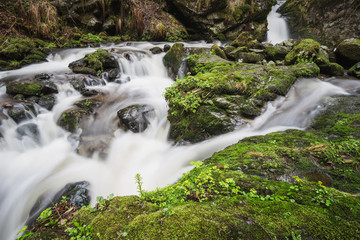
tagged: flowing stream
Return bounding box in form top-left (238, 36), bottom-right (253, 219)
top-left (0, 42), bottom-right (359, 240)
top-left (266, 0), bottom-right (290, 44)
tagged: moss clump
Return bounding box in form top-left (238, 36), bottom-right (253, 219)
top-left (83, 49), bottom-right (112, 76)
top-left (285, 39), bottom-right (322, 65)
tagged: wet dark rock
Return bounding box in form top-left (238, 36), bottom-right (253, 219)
top-left (107, 68), bottom-right (120, 82)
top-left (7, 107), bottom-right (27, 123)
top-left (150, 47), bottom-right (162, 54)
top-left (35, 73), bottom-right (51, 80)
top-left (16, 123), bottom-right (40, 142)
top-left (71, 77), bottom-right (86, 93)
top-left (38, 95), bottom-right (56, 110)
top-left (117, 105), bottom-right (154, 133)
top-left (82, 89), bottom-right (99, 97)
top-left (61, 181), bottom-right (91, 209)
top-left (163, 44), bottom-right (171, 52)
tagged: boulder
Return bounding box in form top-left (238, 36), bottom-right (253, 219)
top-left (335, 38), bottom-right (360, 68)
top-left (150, 47), bottom-right (162, 54)
top-left (211, 44), bottom-right (227, 59)
top-left (163, 43), bottom-right (187, 79)
top-left (6, 80), bottom-right (58, 97)
top-left (265, 44), bottom-right (291, 61)
top-left (117, 105), bottom-right (154, 133)
top-left (69, 49), bottom-right (120, 77)
top-left (58, 108), bottom-right (91, 133)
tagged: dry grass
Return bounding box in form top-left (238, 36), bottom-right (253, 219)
top-left (17, 0), bottom-right (60, 38)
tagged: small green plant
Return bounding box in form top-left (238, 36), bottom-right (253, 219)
top-left (65, 221), bottom-right (94, 240)
top-left (312, 181), bottom-right (335, 207)
top-left (135, 173), bottom-right (144, 197)
top-left (94, 193), bottom-right (114, 212)
top-left (16, 226), bottom-right (33, 240)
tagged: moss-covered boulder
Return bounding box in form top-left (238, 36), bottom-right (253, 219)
top-left (285, 39), bottom-right (323, 65)
top-left (210, 44), bottom-right (226, 59)
top-left (284, 39), bottom-right (343, 76)
top-left (57, 108), bottom-right (91, 133)
top-left (335, 38), bottom-right (360, 68)
top-left (265, 43), bottom-right (291, 61)
top-left (163, 43), bottom-right (187, 79)
top-left (6, 80), bottom-right (58, 97)
top-left (69, 49), bottom-right (119, 78)
top-left (165, 51), bottom-right (320, 142)
top-left (348, 62), bottom-right (360, 78)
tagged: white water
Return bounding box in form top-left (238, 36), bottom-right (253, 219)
top-left (266, 0), bottom-right (290, 44)
top-left (0, 42), bottom-right (359, 240)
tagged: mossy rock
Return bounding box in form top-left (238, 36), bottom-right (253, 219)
top-left (165, 59), bottom-right (319, 142)
top-left (319, 62), bottom-right (344, 76)
top-left (69, 49), bottom-right (119, 76)
top-left (58, 108), bottom-right (91, 133)
top-left (348, 62), bottom-right (360, 78)
top-left (163, 43), bottom-right (187, 79)
top-left (227, 46), bottom-right (248, 60)
top-left (335, 38), bottom-right (360, 68)
top-left (186, 51), bottom-right (232, 75)
top-left (265, 44), bottom-right (291, 61)
top-left (6, 80), bottom-right (58, 97)
top-left (210, 44), bottom-right (226, 60)
top-left (230, 32), bottom-right (256, 48)
top-left (285, 39), bottom-right (325, 65)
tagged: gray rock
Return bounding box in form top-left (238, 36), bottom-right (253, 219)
top-left (117, 105), bottom-right (154, 133)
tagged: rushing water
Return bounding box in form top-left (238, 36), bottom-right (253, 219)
top-left (266, 0), bottom-right (290, 44)
top-left (0, 41), bottom-right (359, 240)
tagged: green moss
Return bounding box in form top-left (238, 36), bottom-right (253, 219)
top-left (83, 49), bottom-right (111, 76)
top-left (58, 108), bottom-right (91, 132)
top-left (6, 81), bottom-right (43, 96)
top-left (285, 39), bottom-right (323, 65)
top-left (349, 62), bottom-right (360, 78)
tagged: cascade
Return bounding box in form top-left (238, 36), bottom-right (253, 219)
top-left (265, 0), bottom-right (290, 44)
top-left (0, 42), bottom-right (359, 240)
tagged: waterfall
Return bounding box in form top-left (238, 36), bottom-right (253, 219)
top-left (266, 1), bottom-right (290, 44)
top-left (0, 42), bottom-right (359, 240)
